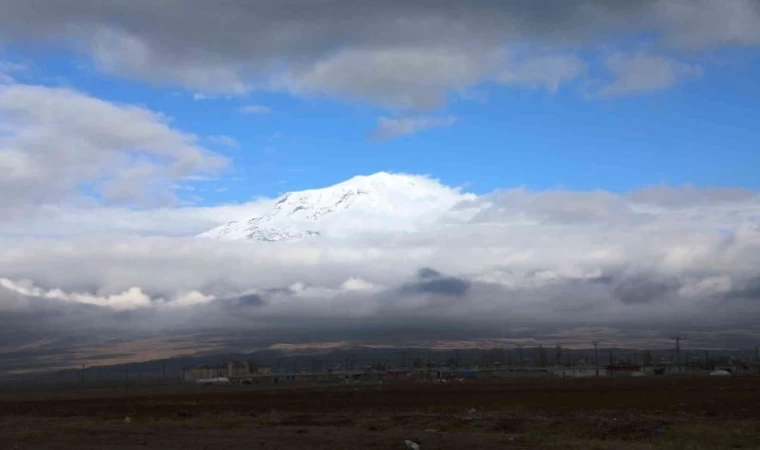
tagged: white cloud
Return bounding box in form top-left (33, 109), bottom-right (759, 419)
top-left (238, 104), bottom-right (271, 115)
top-left (0, 278), bottom-right (153, 311)
top-left (207, 134), bottom-right (240, 149)
top-left (341, 277), bottom-right (382, 292)
top-left (370, 116), bottom-right (457, 140)
top-left (627, 185), bottom-right (757, 208)
top-left (192, 93), bottom-right (236, 101)
top-left (0, 60), bottom-right (25, 84)
top-left (598, 52), bottom-right (702, 97)
top-left (499, 54), bottom-right (587, 92)
top-left (0, 84), bottom-right (228, 214)
top-left (0, 201), bottom-right (266, 239)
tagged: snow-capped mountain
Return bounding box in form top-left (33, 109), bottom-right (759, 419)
top-left (199, 172), bottom-right (474, 241)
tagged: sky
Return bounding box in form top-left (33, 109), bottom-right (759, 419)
top-left (1, 1), bottom-right (760, 372)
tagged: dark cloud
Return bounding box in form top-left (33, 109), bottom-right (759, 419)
top-left (418, 268), bottom-right (442, 279)
top-left (0, 1), bottom-right (757, 105)
top-left (726, 277), bottom-right (760, 300)
top-left (612, 275), bottom-right (679, 305)
top-left (399, 269), bottom-right (472, 296)
top-left (398, 268), bottom-right (472, 297)
top-left (230, 293), bottom-right (266, 308)
top-left (410, 277), bottom-right (471, 296)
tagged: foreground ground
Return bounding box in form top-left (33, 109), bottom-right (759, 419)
top-left (1, 377), bottom-right (759, 449)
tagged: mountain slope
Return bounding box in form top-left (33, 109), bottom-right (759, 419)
top-left (199, 172), bottom-right (473, 241)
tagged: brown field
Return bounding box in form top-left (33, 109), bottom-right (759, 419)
top-left (2, 377), bottom-right (760, 449)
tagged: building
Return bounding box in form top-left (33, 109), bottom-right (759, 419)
top-left (227, 361), bottom-right (252, 378)
top-left (553, 367), bottom-right (607, 378)
top-left (606, 363), bottom-right (643, 377)
top-left (183, 364), bottom-right (227, 381)
top-left (184, 361), bottom-right (271, 384)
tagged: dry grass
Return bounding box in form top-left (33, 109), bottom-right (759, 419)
top-left (1, 377), bottom-right (759, 449)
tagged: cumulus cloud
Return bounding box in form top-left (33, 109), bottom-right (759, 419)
top-left (371, 116), bottom-right (457, 140)
top-left (0, 84), bottom-right (228, 216)
top-left (0, 1), bottom-right (757, 106)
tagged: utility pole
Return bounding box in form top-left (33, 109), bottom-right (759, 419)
top-left (755, 346), bottom-right (759, 364)
top-left (704, 350), bottom-right (710, 370)
top-left (517, 345), bottom-right (524, 367)
top-left (672, 336), bottom-right (686, 370)
top-left (592, 341), bottom-right (600, 376)
top-left (80, 364), bottom-right (85, 387)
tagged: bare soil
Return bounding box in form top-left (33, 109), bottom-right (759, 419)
top-left (1, 377), bottom-right (759, 449)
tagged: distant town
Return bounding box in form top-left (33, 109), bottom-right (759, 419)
top-left (183, 347), bottom-right (760, 386)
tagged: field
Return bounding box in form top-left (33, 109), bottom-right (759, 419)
top-left (1, 377), bottom-right (760, 449)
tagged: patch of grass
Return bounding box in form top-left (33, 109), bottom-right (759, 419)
top-left (521, 421), bottom-right (760, 450)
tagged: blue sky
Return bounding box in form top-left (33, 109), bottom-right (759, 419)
top-left (3, 35), bottom-right (759, 207)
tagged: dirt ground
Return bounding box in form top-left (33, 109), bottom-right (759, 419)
top-left (1, 377), bottom-right (760, 449)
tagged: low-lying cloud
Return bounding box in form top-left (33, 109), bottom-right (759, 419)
top-left (1, 179), bottom-right (760, 371)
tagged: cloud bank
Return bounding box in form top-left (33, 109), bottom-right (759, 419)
top-left (2, 177), bottom-right (760, 370)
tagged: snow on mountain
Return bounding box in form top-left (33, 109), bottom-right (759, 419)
top-left (199, 172), bottom-right (474, 241)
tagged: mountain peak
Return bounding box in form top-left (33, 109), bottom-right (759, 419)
top-left (199, 172), bottom-right (472, 241)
